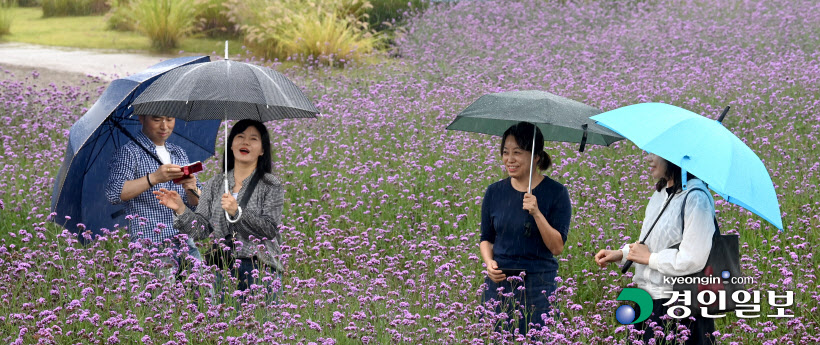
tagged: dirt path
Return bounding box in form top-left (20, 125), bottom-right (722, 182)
top-left (0, 42), bottom-right (188, 85)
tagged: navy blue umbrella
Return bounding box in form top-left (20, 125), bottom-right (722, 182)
top-left (51, 56), bottom-right (221, 238)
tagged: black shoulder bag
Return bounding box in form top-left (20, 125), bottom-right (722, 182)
top-left (670, 187), bottom-right (744, 316)
top-left (204, 173), bottom-right (262, 269)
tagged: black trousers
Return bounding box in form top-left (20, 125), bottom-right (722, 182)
top-left (639, 299), bottom-right (716, 345)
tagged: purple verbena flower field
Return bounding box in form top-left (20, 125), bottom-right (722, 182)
top-left (1, 0), bottom-right (818, 343)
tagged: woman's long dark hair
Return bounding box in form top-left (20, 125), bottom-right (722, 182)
top-left (656, 158), bottom-right (698, 192)
top-left (225, 119), bottom-right (272, 177)
top-left (500, 121), bottom-right (552, 171)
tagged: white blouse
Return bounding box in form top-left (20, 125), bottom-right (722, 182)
top-left (620, 179), bottom-right (716, 299)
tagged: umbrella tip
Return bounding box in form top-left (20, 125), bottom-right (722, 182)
top-left (717, 106), bottom-right (730, 124)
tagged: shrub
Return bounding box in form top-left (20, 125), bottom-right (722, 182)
top-left (193, 0), bottom-right (238, 38)
top-left (230, 0), bottom-right (380, 65)
top-left (130, 0), bottom-right (197, 50)
top-left (105, 0), bottom-right (134, 31)
top-left (42, 0), bottom-right (108, 17)
top-left (18, 0), bottom-right (40, 7)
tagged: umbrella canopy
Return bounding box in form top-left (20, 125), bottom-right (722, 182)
top-left (51, 56), bottom-right (222, 236)
top-left (131, 59), bottom-right (319, 121)
top-left (446, 90), bottom-right (623, 150)
top-left (591, 102), bottom-right (783, 230)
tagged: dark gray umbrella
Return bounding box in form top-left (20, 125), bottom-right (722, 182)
top-left (132, 52), bottom-right (318, 220)
top-left (447, 90), bottom-right (624, 192)
top-left (131, 59), bottom-right (319, 121)
top-left (447, 90), bottom-right (623, 147)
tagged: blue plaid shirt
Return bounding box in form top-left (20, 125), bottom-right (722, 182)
top-left (106, 130), bottom-right (199, 244)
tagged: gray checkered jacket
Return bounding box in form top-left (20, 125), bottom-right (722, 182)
top-left (174, 170), bottom-right (285, 272)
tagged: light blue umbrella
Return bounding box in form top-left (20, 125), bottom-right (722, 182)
top-left (591, 103), bottom-right (783, 230)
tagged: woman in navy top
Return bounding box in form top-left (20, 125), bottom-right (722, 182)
top-left (480, 122), bottom-right (572, 334)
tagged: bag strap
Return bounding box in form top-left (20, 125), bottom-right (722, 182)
top-left (238, 171), bottom-right (262, 209)
top-left (680, 187), bottom-right (720, 235)
top-left (637, 191), bottom-right (677, 244)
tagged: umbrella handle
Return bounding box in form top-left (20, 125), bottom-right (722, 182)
top-left (528, 125), bottom-right (536, 193)
top-left (579, 124), bottom-right (588, 152)
top-left (621, 238), bottom-right (647, 273)
top-left (621, 260), bottom-right (634, 273)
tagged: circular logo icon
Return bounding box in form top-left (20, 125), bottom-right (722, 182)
top-left (615, 305), bottom-right (637, 324)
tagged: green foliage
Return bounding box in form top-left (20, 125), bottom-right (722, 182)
top-left (17, 0), bottom-right (39, 6)
top-left (41, 0), bottom-right (108, 17)
top-left (2, 7), bottom-right (243, 53)
top-left (229, 0), bottom-right (380, 65)
top-left (129, 0), bottom-right (198, 50)
top-left (107, 0), bottom-right (238, 38)
top-left (0, 0), bottom-right (14, 36)
top-left (367, 0), bottom-right (428, 31)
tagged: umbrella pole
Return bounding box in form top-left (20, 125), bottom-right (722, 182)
top-left (224, 117), bottom-right (229, 194)
top-left (224, 117), bottom-right (232, 221)
top-left (224, 40), bottom-right (231, 198)
top-left (528, 126), bottom-right (536, 193)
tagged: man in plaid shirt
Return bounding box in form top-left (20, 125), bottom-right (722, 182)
top-left (106, 115), bottom-right (203, 261)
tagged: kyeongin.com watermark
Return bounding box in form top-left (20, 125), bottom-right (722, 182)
top-left (614, 273), bottom-right (794, 325)
top-left (662, 270), bottom-right (755, 286)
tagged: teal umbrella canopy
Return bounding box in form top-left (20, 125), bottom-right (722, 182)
top-left (592, 103), bottom-right (783, 230)
top-left (447, 90), bottom-right (623, 149)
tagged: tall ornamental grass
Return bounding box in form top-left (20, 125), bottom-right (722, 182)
top-left (130, 0), bottom-right (197, 50)
top-left (230, 0), bottom-right (379, 65)
top-left (41, 0), bottom-right (108, 17)
top-left (107, 0), bottom-right (237, 38)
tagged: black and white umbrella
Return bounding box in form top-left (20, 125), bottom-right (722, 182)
top-left (133, 44), bottom-right (318, 219)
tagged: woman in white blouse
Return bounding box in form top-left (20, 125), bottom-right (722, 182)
top-left (595, 152), bottom-right (716, 345)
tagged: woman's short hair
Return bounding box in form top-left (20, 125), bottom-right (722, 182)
top-left (500, 121), bottom-right (552, 171)
top-left (225, 119), bottom-right (272, 176)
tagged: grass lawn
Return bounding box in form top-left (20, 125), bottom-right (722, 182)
top-left (0, 7), bottom-right (244, 55)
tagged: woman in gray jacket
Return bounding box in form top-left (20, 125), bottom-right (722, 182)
top-left (154, 119), bottom-right (285, 299)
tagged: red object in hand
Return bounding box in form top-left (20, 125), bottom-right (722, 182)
top-left (173, 161), bottom-right (203, 183)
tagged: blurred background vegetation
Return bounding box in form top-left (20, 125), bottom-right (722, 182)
top-left (0, 0), bottom-right (431, 66)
